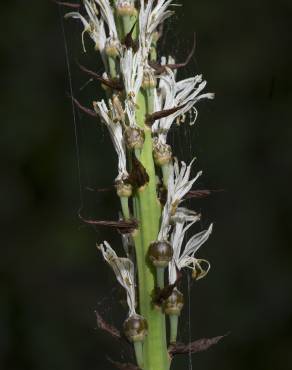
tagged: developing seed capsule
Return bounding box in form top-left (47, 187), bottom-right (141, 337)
top-left (148, 240), bottom-right (173, 268)
top-left (105, 38), bottom-right (120, 58)
top-left (123, 314), bottom-right (148, 343)
top-left (115, 0), bottom-right (136, 17)
top-left (153, 142), bottom-right (172, 166)
top-left (124, 127), bottom-right (145, 150)
top-left (111, 95), bottom-right (125, 123)
top-left (142, 68), bottom-right (157, 89)
top-left (116, 181), bottom-right (133, 198)
top-left (164, 288), bottom-right (184, 316)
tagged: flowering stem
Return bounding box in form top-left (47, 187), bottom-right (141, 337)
top-left (132, 92), bottom-right (169, 370)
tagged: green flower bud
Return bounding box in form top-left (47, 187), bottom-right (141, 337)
top-left (123, 314), bottom-right (148, 343)
top-left (148, 240), bottom-right (173, 268)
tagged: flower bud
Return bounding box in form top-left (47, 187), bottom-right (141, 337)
top-left (148, 240), bottom-right (173, 268)
top-left (124, 127), bottom-right (145, 150)
top-left (123, 314), bottom-right (148, 343)
top-left (153, 142), bottom-right (172, 166)
top-left (164, 289), bottom-right (184, 316)
top-left (116, 181), bottom-right (133, 198)
top-left (115, 0), bottom-right (136, 16)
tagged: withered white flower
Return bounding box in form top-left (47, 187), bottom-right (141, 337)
top-left (158, 158), bottom-right (202, 240)
top-left (65, 0), bottom-right (106, 53)
top-left (94, 99), bottom-right (128, 181)
top-left (99, 241), bottom-right (136, 316)
top-left (120, 48), bottom-right (144, 104)
top-left (152, 68), bottom-right (215, 144)
top-left (139, 0), bottom-right (175, 60)
top-left (94, 0), bottom-right (119, 40)
top-left (125, 100), bottom-right (139, 128)
top-left (169, 216), bottom-right (212, 284)
top-left (171, 207), bottom-right (200, 224)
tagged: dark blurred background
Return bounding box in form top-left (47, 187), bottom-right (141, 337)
top-left (1, 0), bottom-right (292, 369)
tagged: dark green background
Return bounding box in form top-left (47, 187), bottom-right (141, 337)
top-left (1, 1), bottom-right (292, 369)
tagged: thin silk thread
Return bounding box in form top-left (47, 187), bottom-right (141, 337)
top-left (59, 5), bottom-right (84, 210)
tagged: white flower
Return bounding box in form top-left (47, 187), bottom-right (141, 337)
top-left (139, 0), bottom-right (175, 60)
top-left (171, 207), bottom-right (200, 224)
top-left (169, 216), bottom-right (212, 284)
top-left (158, 158), bottom-right (202, 241)
top-left (99, 241), bottom-right (136, 316)
top-left (125, 100), bottom-right (139, 128)
top-left (65, 0), bottom-right (106, 52)
top-left (94, 99), bottom-right (128, 181)
top-left (120, 48), bottom-right (144, 104)
top-left (152, 68), bottom-right (215, 144)
top-left (94, 0), bottom-right (118, 40)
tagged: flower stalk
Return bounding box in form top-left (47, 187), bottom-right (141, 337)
top-left (64, 1), bottom-right (215, 369)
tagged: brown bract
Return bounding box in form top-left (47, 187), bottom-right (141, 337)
top-left (71, 96), bottom-right (97, 117)
top-left (108, 359), bottom-right (140, 370)
top-left (78, 63), bottom-right (124, 91)
top-left (145, 105), bottom-right (187, 127)
top-left (169, 334), bottom-right (227, 358)
top-left (79, 213), bottom-right (138, 234)
top-left (149, 33), bottom-right (196, 74)
top-left (53, 1), bottom-right (81, 9)
top-left (95, 310), bottom-right (121, 340)
top-left (123, 22), bottom-right (139, 52)
top-left (128, 156), bottom-right (149, 188)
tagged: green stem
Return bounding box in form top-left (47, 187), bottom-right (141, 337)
top-left (132, 91), bottom-right (169, 370)
top-left (156, 267), bottom-right (165, 289)
top-left (120, 196), bottom-right (130, 219)
top-left (108, 56), bottom-right (117, 79)
top-left (169, 315), bottom-right (179, 344)
top-left (134, 341), bottom-right (144, 369)
top-left (121, 14), bottom-right (138, 40)
top-left (161, 163), bottom-right (170, 188)
top-left (135, 148), bottom-right (141, 160)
